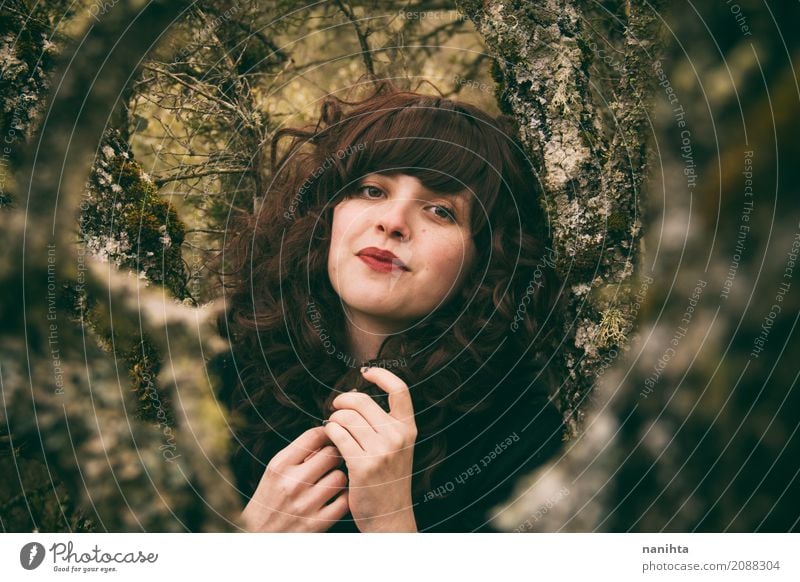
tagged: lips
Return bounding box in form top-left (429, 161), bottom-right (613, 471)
top-left (356, 247), bottom-right (410, 272)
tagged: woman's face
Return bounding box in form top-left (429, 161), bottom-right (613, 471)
top-left (328, 172), bottom-right (476, 332)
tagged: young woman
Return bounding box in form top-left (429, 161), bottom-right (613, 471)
top-left (213, 79), bottom-right (566, 532)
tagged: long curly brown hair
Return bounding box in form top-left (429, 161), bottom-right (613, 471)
top-left (216, 79), bottom-right (563, 502)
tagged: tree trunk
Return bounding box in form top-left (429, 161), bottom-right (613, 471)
top-left (465, 0), bottom-right (800, 533)
top-left (0, 0), bottom-right (240, 532)
top-left (460, 0), bottom-right (667, 435)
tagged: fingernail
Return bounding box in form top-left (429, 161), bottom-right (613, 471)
top-left (360, 366), bottom-right (368, 373)
top-left (322, 419), bottom-right (330, 426)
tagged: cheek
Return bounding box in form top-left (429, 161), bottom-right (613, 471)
top-left (429, 235), bottom-right (475, 281)
top-left (329, 207), bottom-right (350, 255)
top-left (328, 209), bottom-right (344, 275)
top-left (328, 204), bottom-right (362, 280)
top-left (330, 203), bottom-right (361, 242)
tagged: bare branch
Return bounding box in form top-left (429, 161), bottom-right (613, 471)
top-left (334, 0), bottom-right (375, 78)
top-left (153, 167), bottom-right (252, 187)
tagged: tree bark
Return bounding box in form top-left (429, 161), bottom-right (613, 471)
top-left (1, 0), bottom-right (240, 531)
top-left (459, 0), bottom-right (667, 436)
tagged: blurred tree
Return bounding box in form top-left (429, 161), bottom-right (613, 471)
top-left (482, 0), bottom-right (800, 533)
top-left (1, 0), bottom-right (240, 533)
top-left (0, 0), bottom-right (73, 208)
top-left (603, 0), bottom-right (800, 533)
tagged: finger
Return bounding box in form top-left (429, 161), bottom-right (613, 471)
top-left (360, 366), bottom-right (415, 425)
top-left (323, 419), bottom-right (363, 458)
top-left (301, 445), bottom-right (343, 480)
top-left (331, 391), bottom-right (392, 431)
top-left (327, 408), bottom-right (378, 449)
top-left (305, 469), bottom-right (348, 510)
top-left (315, 489), bottom-right (349, 525)
top-left (303, 447), bottom-right (322, 463)
top-left (274, 426), bottom-right (331, 467)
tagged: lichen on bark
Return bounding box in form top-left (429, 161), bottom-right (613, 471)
top-left (459, 0), bottom-right (666, 436)
top-left (1, 0), bottom-right (240, 532)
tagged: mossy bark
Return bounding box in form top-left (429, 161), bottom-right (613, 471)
top-left (459, 0), bottom-right (667, 436)
top-left (1, 0), bottom-right (239, 532)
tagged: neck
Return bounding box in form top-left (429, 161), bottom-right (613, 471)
top-left (343, 308), bottom-right (404, 364)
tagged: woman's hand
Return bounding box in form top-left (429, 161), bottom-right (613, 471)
top-left (241, 426), bottom-right (350, 532)
top-left (323, 366), bottom-right (419, 532)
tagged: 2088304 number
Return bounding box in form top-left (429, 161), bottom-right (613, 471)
top-left (730, 560), bottom-right (780, 570)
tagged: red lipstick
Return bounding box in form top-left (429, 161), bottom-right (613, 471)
top-left (356, 247), bottom-right (410, 273)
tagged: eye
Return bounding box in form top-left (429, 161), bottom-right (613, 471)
top-left (351, 184), bottom-right (458, 223)
top-left (430, 204), bottom-right (457, 223)
top-left (355, 185), bottom-right (385, 199)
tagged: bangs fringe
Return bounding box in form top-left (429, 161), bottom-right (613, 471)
top-left (320, 98), bottom-right (511, 236)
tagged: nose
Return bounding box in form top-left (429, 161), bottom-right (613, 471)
top-left (375, 199), bottom-right (411, 241)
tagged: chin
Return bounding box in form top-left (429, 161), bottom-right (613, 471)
top-left (343, 297), bottom-right (415, 322)
top-left (345, 297), bottom-right (399, 315)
